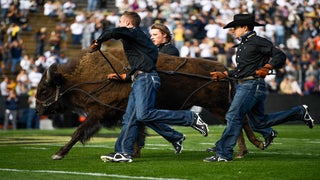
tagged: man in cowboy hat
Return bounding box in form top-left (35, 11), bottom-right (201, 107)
top-left (205, 13), bottom-right (315, 162)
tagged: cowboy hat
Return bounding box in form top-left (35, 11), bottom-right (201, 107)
top-left (223, 14), bottom-right (265, 29)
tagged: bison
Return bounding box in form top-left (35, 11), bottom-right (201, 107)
top-left (35, 48), bottom-right (263, 160)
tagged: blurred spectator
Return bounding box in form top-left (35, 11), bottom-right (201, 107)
top-left (140, 10), bottom-right (154, 34)
top-left (1, 0), bottom-right (12, 24)
top-left (304, 75), bottom-right (318, 95)
top-left (26, 87), bottom-right (40, 129)
top-left (180, 40), bottom-right (191, 58)
top-left (50, 0), bottom-right (63, 20)
top-left (87, 0), bottom-right (98, 12)
top-left (82, 17), bottom-right (95, 50)
top-left (204, 18), bottom-right (220, 40)
top-left (28, 66), bottom-right (42, 87)
top-left (274, 18), bottom-right (285, 46)
top-left (19, 0), bottom-right (31, 18)
top-left (189, 39), bottom-right (201, 58)
top-left (173, 21), bottom-right (185, 53)
top-left (20, 54), bottom-right (33, 73)
top-left (199, 37), bottom-right (214, 59)
top-left (118, 0), bottom-right (131, 14)
top-left (43, 0), bottom-right (57, 17)
top-left (286, 34), bottom-right (300, 50)
top-left (29, 0), bottom-right (39, 13)
top-left (10, 39), bottom-right (24, 74)
top-left (215, 42), bottom-right (227, 66)
top-left (106, 10), bottom-right (120, 28)
top-left (284, 59), bottom-right (298, 76)
top-left (6, 23), bottom-right (21, 42)
top-left (280, 76), bottom-right (303, 96)
top-left (7, 3), bottom-right (20, 25)
top-left (48, 30), bottom-right (61, 54)
top-left (299, 50), bottom-right (312, 91)
top-left (130, 0), bottom-right (139, 11)
top-left (34, 27), bottom-right (47, 58)
top-left (0, 24), bottom-right (6, 45)
top-left (70, 19), bottom-right (85, 47)
top-left (264, 18), bottom-right (276, 43)
top-left (34, 55), bottom-right (46, 72)
top-left (57, 51), bottom-right (68, 64)
top-left (18, 11), bottom-right (31, 32)
top-left (3, 89), bottom-right (19, 130)
top-left (16, 69), bottom-right (30, 95)
top-left (62, 0), bottom-right (76, 17)
top-left (1, 76), bottom-right (9, 97)
top-left (0, 45), bottom-right (5, 73)
top-left (56, 18), bottom-right (70, 50)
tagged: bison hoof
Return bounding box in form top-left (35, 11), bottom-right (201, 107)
top-left (235, 150), bottom-right (248, 159)
top-left (258, 142), bottom-right (264, 150)
top-left (52, 154), bottom-right (64, 160)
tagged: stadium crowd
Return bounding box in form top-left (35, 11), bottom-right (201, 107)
top-left (0, 0), bottom-right (319, 129)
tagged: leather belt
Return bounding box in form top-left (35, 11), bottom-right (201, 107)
top-left (131, 70), bottom-right (144, 82)
top-left (237, 76), bottom-right (263, 84)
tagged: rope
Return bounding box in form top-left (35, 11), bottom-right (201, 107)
top-left (98, 49), bottom-right (122, 79)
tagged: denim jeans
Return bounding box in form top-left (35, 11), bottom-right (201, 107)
top-left (215, 78), bottom-right (305, 160)
top-left (114, 71), bottom-right (194, 155)
top-left (26, 108), bottom-right (40, 129)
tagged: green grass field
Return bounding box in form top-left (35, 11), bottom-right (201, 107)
top-left (0, 125), bottom-right (319, 180)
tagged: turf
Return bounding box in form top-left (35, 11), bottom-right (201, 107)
top-left (0, 125), bottom-right (319, 180)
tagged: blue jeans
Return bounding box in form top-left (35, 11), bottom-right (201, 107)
top-left (215, 78), bottom-right (305, 160)
top-left (26, 108), bottom-right (40, 129)
top-left (235, 84), bottom-right (273, 139)
top-left (114, 71), bottom-right (194, 155)
top-left (11, 57), bottom-right (21, 73)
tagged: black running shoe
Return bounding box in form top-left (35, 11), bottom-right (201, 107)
top-left (190, 106), bottom-right (209, 137)
top-left (264, 130), bottom-right (278, 149)
top-left (203, 156), bottom-right (230, 162)
top-left (302, 105), bottom-right (314, 129)
top-left (112, 153), bottom-right (133, 162)
top-left (101, 152), bottom-right (133, 163)
top-left (100, 152), bottom-right (116, 162)
top-left (206, 146), bottom-right (216, 152)
top-left (172, 135), bottom-right (186, 154)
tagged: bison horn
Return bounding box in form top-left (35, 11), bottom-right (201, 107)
top-left (46, 69), bottom-right (51, 84)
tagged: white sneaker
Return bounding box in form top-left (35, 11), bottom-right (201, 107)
top-left (302, 105), bottom-right (314, 129)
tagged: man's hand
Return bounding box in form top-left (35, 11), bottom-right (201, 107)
top-left (256, 64), bottom-right (273, 77)
top-left (107, 73), bottom-right (127, 81)
top-left (89, 40), bottom-right (101, 53)
top-left (210, 71), bottom-right (228, 81)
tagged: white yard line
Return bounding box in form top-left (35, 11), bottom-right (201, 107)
top-left (0, 168), bottom-right (185, 180)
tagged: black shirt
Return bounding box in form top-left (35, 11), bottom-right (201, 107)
top-left (97, 27), bottom-right (158, 77)
top-left (228, 31), bottom-right (286, 79)
top-left (158, 42), bottom-right (180, 57)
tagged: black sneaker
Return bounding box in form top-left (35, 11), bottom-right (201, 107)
top-left (100, 152), bottom-right (116, 162)
top-left (191, 113), bottom-right (209, 137)
top-left (302, 105), bottom-right (314, 129)
top-left (172, 135), bottom-right (186, 154)
top-left (112, 153), bottom-right (133, 162)
top-left (264, 130), bottom-right (278, 149)
top-left (101, 152), bottom-right (133, 163)
top-left (206, 146), bottom-right (216, 152)
top-left (203, 156), bottom-right (230, 162)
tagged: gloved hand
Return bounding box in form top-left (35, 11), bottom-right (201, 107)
top-left (107, 73), bottom-right (127, 81)
top-left (210, 71), bottom-right (227, 81)
top-left (89, 40), bottom-right (101, 53)
top-left (256, 64), bottom-right (273, 77)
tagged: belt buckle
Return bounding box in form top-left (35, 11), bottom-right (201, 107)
top-left (131, 70), bottom-right (144, 82)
